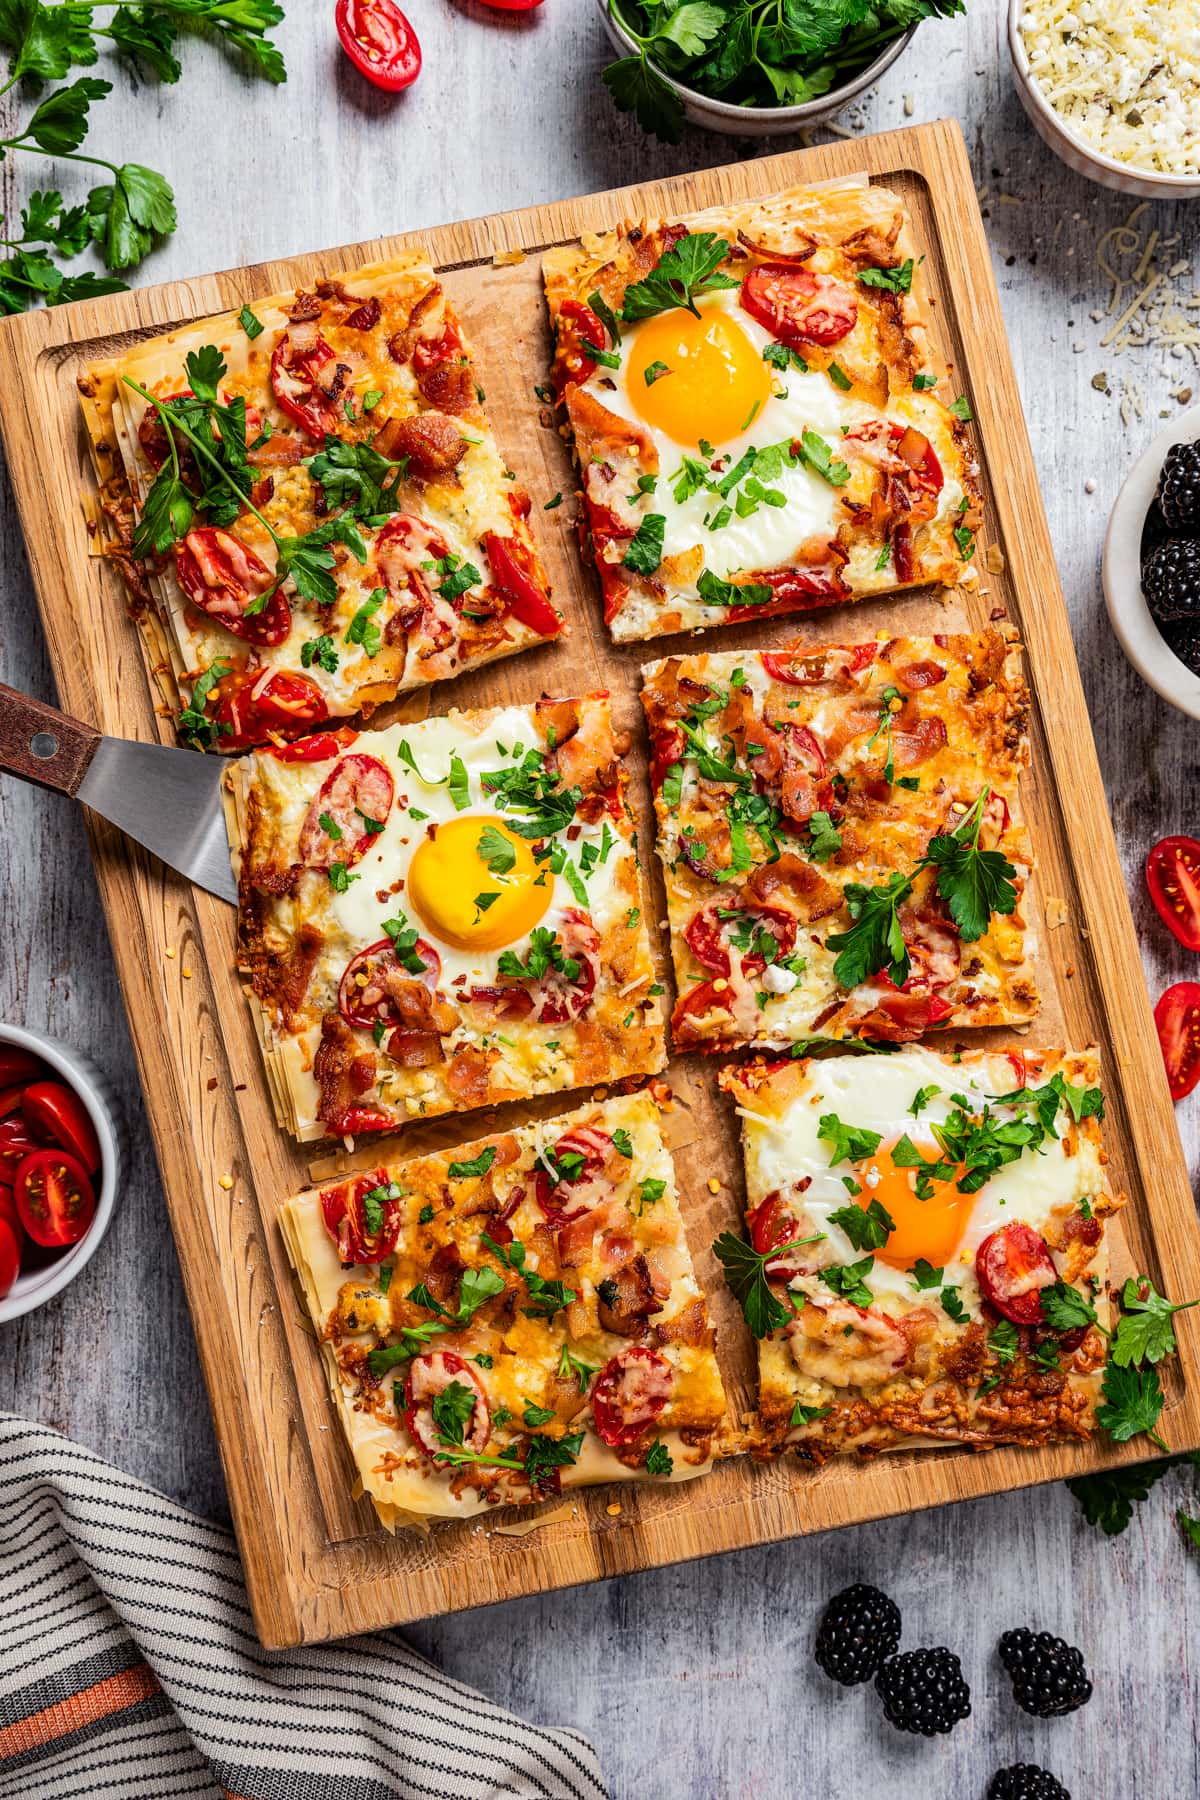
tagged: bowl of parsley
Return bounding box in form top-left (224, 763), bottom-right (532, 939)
top-left (597, 0), bottom-right (953, 141)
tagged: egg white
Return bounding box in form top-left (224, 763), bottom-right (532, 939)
top-left (320, 706), bottom-right (630, 988)
top-left (745, 1046), bottom-right (1101, 1317)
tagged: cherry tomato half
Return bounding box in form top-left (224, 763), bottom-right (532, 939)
top-left (0, 1113), bottom-right (39, 1179)
top-left (20, 1080), bottom-right (101, 1176)
top-left (0, 1045), bottom-right (47, 1087)
top-left (14, 1148), bottom-right (96, 1249)
top-left (0, 1219), bottom-right (19, 1299)
top-left (335, 0), bottom-right (421, 92)
top-left (975, 1221), bottom-right (1057, 1325)
top-left (0, 1183), bottom-right (22, 1244)
top-left (1146, 836), bottom-right (1200, 953)
top-left (1155, 981), bottom-right (1200, 1101)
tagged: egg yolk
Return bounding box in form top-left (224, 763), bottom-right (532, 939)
top-left (855, 1136), bottom-right (971, 1271)
top-left (407, 815), bottom-right (550, 952)
top-left (627, 303), bottom-right (771, 449)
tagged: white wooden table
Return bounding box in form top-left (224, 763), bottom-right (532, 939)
top-left (2, 2), bottom-right (1198, 1793)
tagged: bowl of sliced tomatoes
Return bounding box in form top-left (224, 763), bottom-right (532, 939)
top-left (0, 1022), bottom-right (124, 1323)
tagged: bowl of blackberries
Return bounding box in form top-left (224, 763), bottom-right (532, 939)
top-left (1103, 418), bottom-right (1200, 720)
top-left (813, 1581), bottom-right (1090, 1795)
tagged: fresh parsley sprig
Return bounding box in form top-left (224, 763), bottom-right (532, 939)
top-left (620, 230), bottom-right (738, 320)
top-left (712, 1229), bottom-right (822, 1339)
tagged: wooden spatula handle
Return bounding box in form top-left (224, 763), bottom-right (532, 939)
top-left (0, 682), bottom-right (100, 797)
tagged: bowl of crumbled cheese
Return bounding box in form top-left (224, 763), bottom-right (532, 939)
top-left (1010, 0), bottom-right (1200, 199)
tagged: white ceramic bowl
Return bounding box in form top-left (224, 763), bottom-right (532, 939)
top-left (1008, 0), bottom-right (1200, 200)
top-left (0, 1022), bottom-right (125, 1324)
top-left (596, 0), bottom-right (916, 137)
top-left (1103, 405), bottom-right (1200, 721)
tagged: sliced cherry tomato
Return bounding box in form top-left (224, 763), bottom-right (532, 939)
top-left (20, 1081), bottom-right (101, 1176)
top-left (175, 529), bottom-right (289, 647)
top-left (0, 1218), bottom-right (19, 1299)
top-left (267, 726), bottom-right (360, 763)
top-left (0, 1046), bottom-right (47, 1087)
top-left (0, 1085), bottom-right (25, 1120)
top-left (14, 1148), bottom-right (96, 1249)
top-left (298, 754), bottom-right (394, 871)
top-left (740, 264), bottom-right (858, 349)
top-left (270, 324), bottom-right (341, 439)
top-left (0, 1183), bottom-right (22, 1244)
top-left (735, 565), bottom-right (849, 619)
top-left (552, 298), bottom-right (606, 394)
top-left (975, 1221), bottom-right (1057, 1325)
top-left (670, 978), bottom-right (735, 1045)
top-left (1155, 981), bottom-right (1200, 1101)
top-left (338, 937), bottom-right (441, 1031)
top-left (483, 530), bottom-right (561, 637)
top-left (685, 904), bottom-right (797, 980)
top-left (534, 1127), bottom-right (615, 1222)
top-left (213, 669), bottom-right (329, 751)
top-left (402, 1351), bottom-right (489, 1455)
top-left (761, 643), bottom-right (877, 686)
top-left (320, 1169), bottom-right (403, 1264)
top-left (0, 1113), bottom-right (39, 1179)
top-left (334, 1106), bottom-right (395, 1136)
top-left (335, 0), bottom-right (421, 92)
top-left (591, 1346), bottom-right (673, 1448)
top-left (1146, 837), bottom-right (1200, 953)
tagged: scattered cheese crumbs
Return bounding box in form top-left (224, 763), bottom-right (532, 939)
top-left (1047, 896), bottom-right (1070, 928)
top-left (495, 1502), bottom-right (572, 1536)
top-left (492, 246), bottom-right (526, 267)
top-left (1021, 0), bottom-right (1200, 175)
top-left (1097, 204), bottom-right (1200, 362)
top-left (1085, 477), bottom-right (1098, 493)
top-left (903, 92), bottom-right (914, 116)
top-left (606, 1502), bottom-right (622, 1517)
top-left (182, 966), bottom-right (193, 979)
top-left (983, 543), bottom-right (1006, 574)
top-left (707, 1177), bottom-right (721, 1195)
top-left (165, 947), bottom-right (176, 959)
top-left (218, 1173), bottom-right (234, 1191)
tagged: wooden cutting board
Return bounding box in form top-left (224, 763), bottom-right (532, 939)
top-left (2, 119), bottom-right (1198, 1649)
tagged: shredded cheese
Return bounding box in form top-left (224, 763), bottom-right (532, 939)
top-left (1095, 203), bottom-right (1200, 363)
top-left (1020, 0), bottom-right (1200, 175)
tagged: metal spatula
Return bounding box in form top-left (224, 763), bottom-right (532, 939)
top-left (0, 682), bottom-right (237, 905)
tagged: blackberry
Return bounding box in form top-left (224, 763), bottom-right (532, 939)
top-left (988, 1768), bottom-right (1070, 1800)
top-left (1142, 538), bottom-right (1200, 623)
top-left (813, 1582), bottom-right (901, 1686)
top-left (998, 1628), bottom-right (1092, 1717)
top-left (1156, 440), bottom-right (1200, 532)
top-left (1164, 615), bottom-right (1200, 677)
top-left (874, 1645), bottom-right (970, 1735)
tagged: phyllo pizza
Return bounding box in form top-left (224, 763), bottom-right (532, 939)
top-left (718, 1045), bottom-right (1122, 1457)
top-left (230, 693), bottom-right (665, 1142)
top-left (80, 254), bottom-right (561, 751)
top-left (280, 1090), bottom-right (728, 1527)
top-left (640, 630), bottom-right (1037, 1049)
top-left (542, 178), bottom-right (980, 643)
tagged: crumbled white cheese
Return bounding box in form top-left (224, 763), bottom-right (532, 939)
top-left (761, 963), bottom-right (799, 996)
top-left (1021, 0), bottom-right (1200, 175)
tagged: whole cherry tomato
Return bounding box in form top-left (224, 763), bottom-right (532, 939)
top-left (335, 0), bottom-right (421, 92)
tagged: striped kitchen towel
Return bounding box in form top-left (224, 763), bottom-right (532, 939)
top-left (0, 1416), bottom-right (606, 1800)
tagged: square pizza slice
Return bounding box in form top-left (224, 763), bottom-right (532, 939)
top-left (230, 692), bottom-right (665, 1142)
top-left (542, 178), bottom-right (981, 643)
top-left (641, 630), bottom-right (1037, 1050)
top-left (280, 1089), bottom-right (728, 1528)
top-left (718, 1045), bottom-right (1122, 1458)
top-left (80, 254), bottom-right (562, 751)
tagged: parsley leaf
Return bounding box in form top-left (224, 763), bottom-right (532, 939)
top-left (177, 657), bottom-right (231, 748)
top-left (796, 427), bottom-right (850, 487)
top-left (1041, 1282), bottom-right (1099, 1333)
top-left (1111, 1276), bottom-right (1200, 1368)
top-left (828, 1198), bottom-right (894, 1252)
top-left (821, 1259), bottom-right (875, 1308)
top-left (696, 568), bottom-right (774, 610)
top-left (910, 1258), bottom-right (945, 1290)
top-left (925, 792), bottom-right (1018, 940)
top-left (620, 231), bottom-right (738, 321)
top-left (1097, 1362), bottom-right (1169, 1453)
top-left (477, 823), bottom-right (516, 875)
top-left (645, 1440), bottom-right (673, 1475)
top-left (558, 1345), bottom-right (599, 1391)
top-left (623, 512), bottom-right (666, 575)
top-left (447, 1146), bottom-right (497, 1182)
top-left (858, 259), bottom-right (915, 293)
top-left (806, 810), bottom-right (842, 862)
top-left (817, 1113), bottom-right (883, 1165)
top-left (1065, 1459), bottom-right (1187, 1536)
top-left (600, 51), bottom-right (684, 145)
top-left (827, 870), bottom-right (912, 990)
top-left (712, 1230), bottom-right (818, 1339)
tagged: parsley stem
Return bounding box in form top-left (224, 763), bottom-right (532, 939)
top-left (122, 373), bottom-right (281, 548)
top-left (0, 140), bottom-right (120, 174)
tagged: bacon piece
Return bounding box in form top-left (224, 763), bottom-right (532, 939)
top-left (839, 213), bottom-right (904, 268)
top-left (654, 1297), bottom-right (714, 1350)
top-left (423, 1241), bottom-right (466, 1306)
top-left (343, 296), bottom-right (381, 331)
top-left (314, 1014), bottom-right (378, 1130)
top-left (445, 1044), bottom-right (491, 1106)
top-left (285, 290), bottom-right (323, 322)
top-left (596, 1253), bottom-right (667, 1338)
top-left (373, 411), bottom-right (466, 479)
top-left (743, 853), bottom-right (839, 921)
